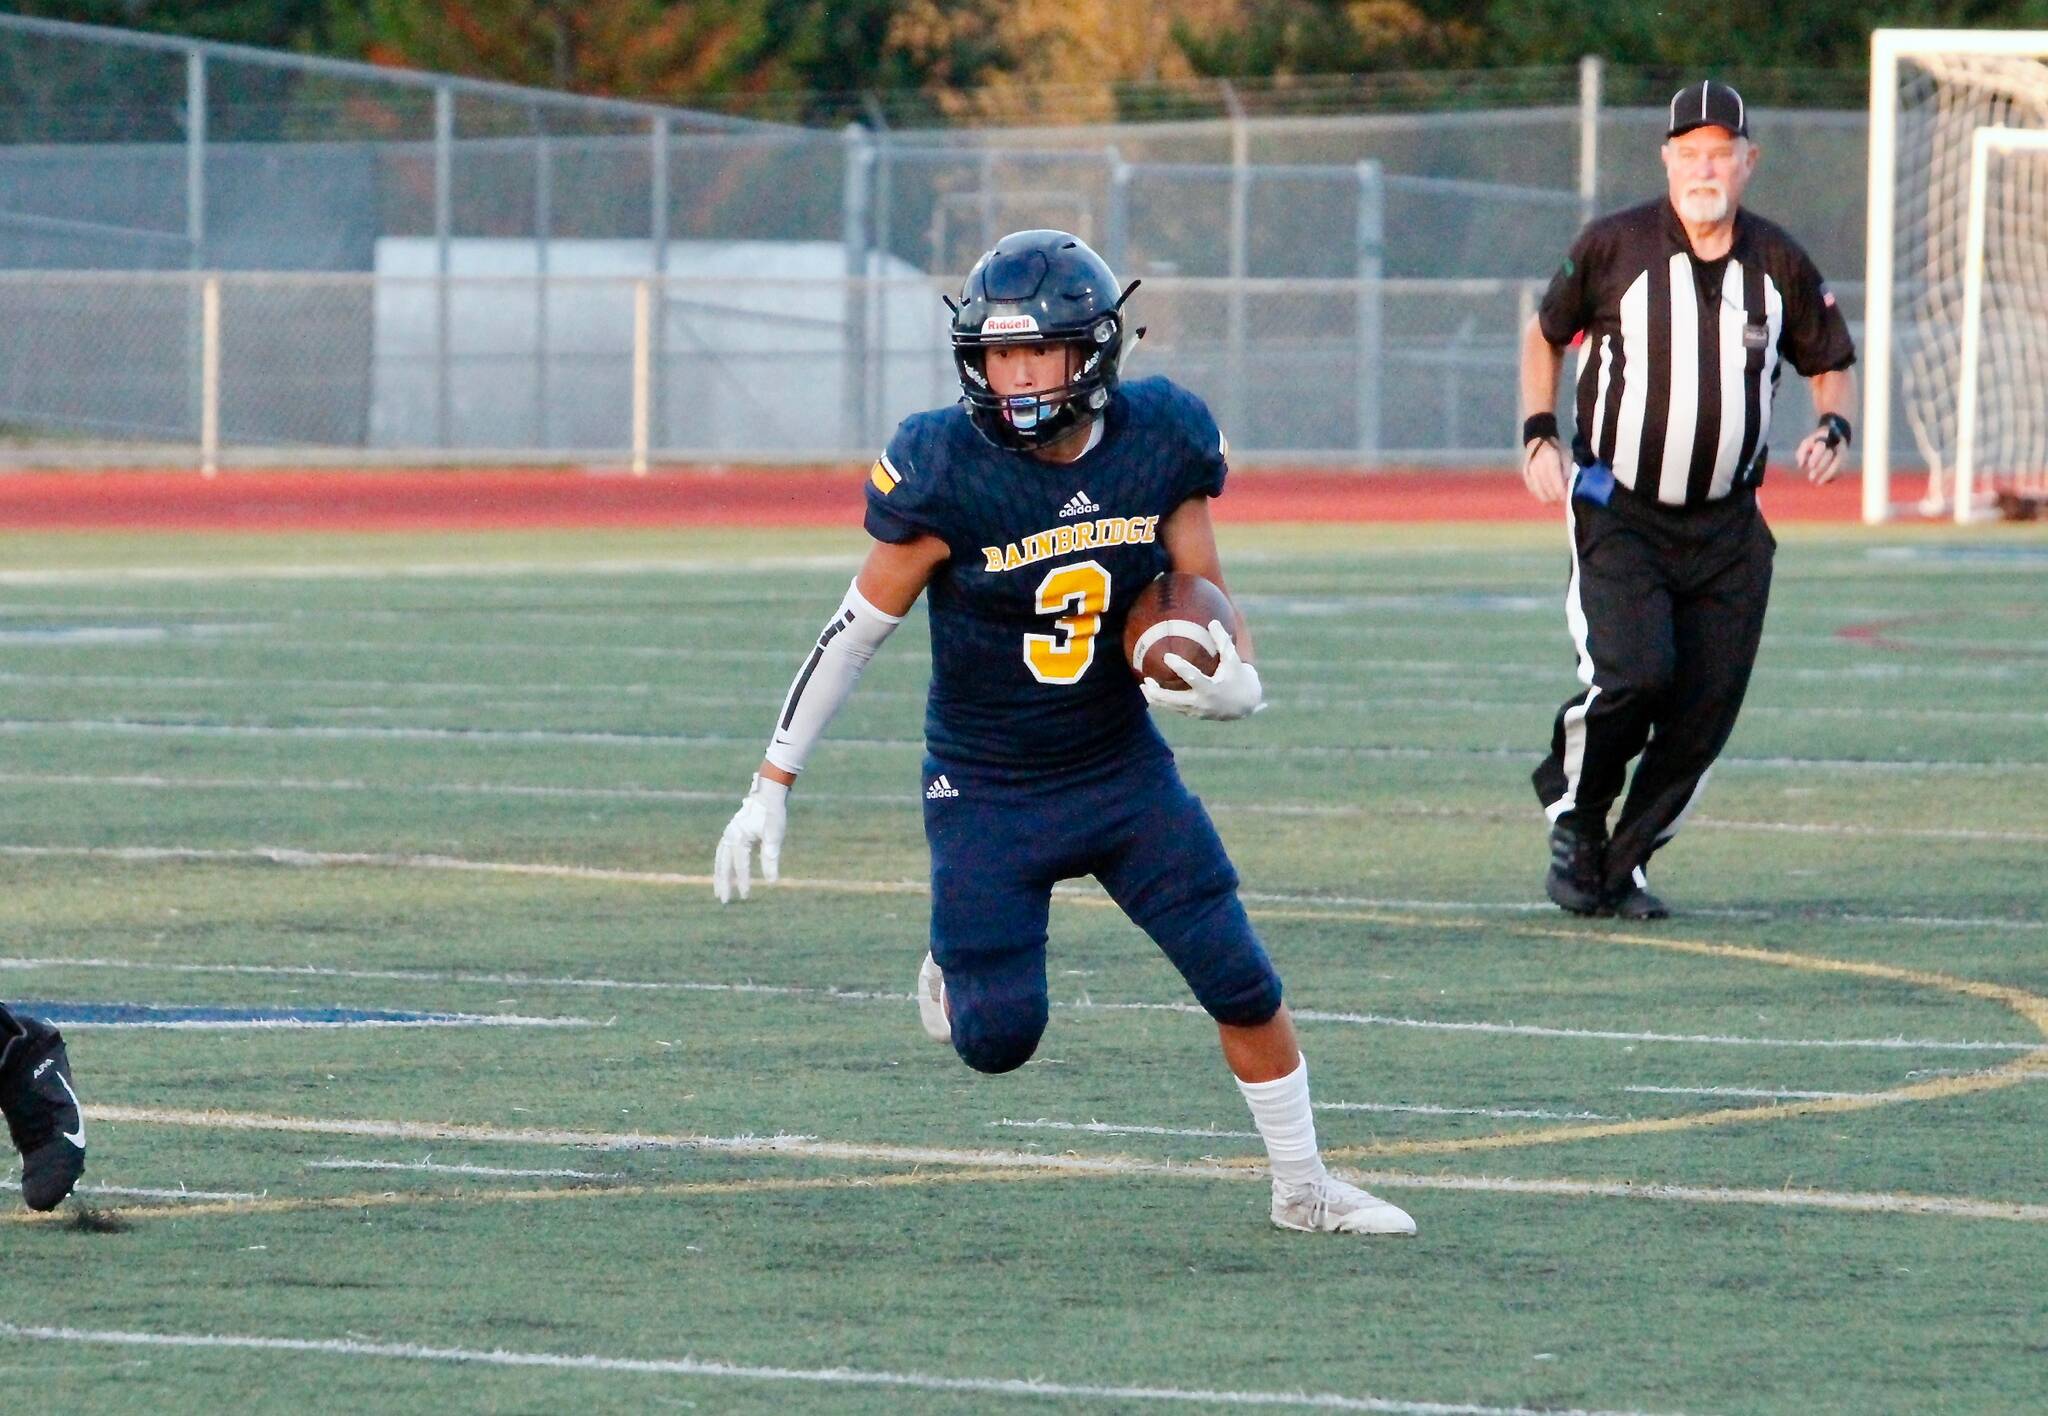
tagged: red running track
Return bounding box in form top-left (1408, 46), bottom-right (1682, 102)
top-left (0, 466), bottom-right (1864, 533)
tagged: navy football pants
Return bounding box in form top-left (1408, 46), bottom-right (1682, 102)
top-left (921, 744), bottom-right (1283, 1074)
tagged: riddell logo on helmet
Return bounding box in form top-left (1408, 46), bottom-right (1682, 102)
top-left (981, 314), bottom-right (1039, 335)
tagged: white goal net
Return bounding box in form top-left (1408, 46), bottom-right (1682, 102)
top-left (1863, 31), bottom-right (2048, 522)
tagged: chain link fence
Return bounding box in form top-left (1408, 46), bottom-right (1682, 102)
top-left (0, 270), bottom-right (1857, 471)
top-left (0, 13), bottom-right (1877, 465)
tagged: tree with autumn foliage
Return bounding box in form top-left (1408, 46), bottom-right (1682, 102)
top-left (318, 0), bottom-right (1004, 119)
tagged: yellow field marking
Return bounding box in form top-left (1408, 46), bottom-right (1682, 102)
top-left (17, 1114), bottom-right (2048, 1224)
top-left (1294, 918), bottom-right (2048, 1162)
top-left (18, 851), bottom-right (2046, 1170)
top-left (2, 1166), bottom-right (1049, 1226)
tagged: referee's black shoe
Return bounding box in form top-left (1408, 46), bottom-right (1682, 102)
top-left (1544, 820), bottom-right (1608, 916)
top-left (1605, 878), bottom-right (1671, 922)
top-left (1, 1023), bottom-right (86, 1212)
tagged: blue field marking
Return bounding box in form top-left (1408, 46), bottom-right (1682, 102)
top-left (11, 1001), bottom-right (591, 1030)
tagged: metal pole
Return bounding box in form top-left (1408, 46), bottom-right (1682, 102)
top-left (200, 274), bottom-right (220, 476)
top-left (1578, 55), bottom-right (1602, 226)
top-left (1862, 32), bottom-right (1900, 522)
top-left (434, 84), bottom-right (454, 450)
top-left (650, 115), bottom-right (670, 268)
top-left (868, 104), bottom-right (893, 442)
top-left (1220, 80), bottom-right (1250, 444)
top-left (1105, 147), bottom-right (1130, 273)
top-left (534, 119), bottom-right (551, 450)
top-left (186, 49), bottom-right (208, 451)
top-left (842, 123), bottom-right (875, 451)
top-left (979, 147), bottom-right (997, 250)
top-left (650, 115), bottom-right (669, 452)
top-left (1951, 128), bottom-right (1995, 523)
top-left (632, 279), bottom-right (652, 475)
top-left (185, 50), bottom-right (206, 264)
top-left (1355, 161), bottom-right (1383, 461)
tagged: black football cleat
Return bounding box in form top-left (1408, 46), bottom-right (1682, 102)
top-left (1, 1023), bottom-right (86, 1211)
top-left (1544, 820), bottom-right (1609, 916)
top-left (1606, 881), bottom-right (1672, 921)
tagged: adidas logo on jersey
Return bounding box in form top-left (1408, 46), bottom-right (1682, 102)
top-left (1058, 490), bottom-right (1100, 518)
top-left (925, 774), bottom-right (960, 800)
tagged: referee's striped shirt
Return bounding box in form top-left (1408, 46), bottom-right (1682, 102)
top-left (1538, 199), bottom-right (1855, 508)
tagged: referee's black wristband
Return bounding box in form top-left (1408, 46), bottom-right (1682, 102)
top-left (1522, 413), bottom-right (1559, 447)
top-left (1818, 412), bottom-right (1852, 450)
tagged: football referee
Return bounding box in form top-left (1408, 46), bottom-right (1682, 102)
top-left (1519, 80), bottom-right (1857, 919)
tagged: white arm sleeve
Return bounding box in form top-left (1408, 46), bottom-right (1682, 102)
top-left (763, 579), bottom-right (903, 777)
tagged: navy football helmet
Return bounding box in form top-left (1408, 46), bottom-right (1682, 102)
top-left (947, 230), bottom-right (1138, 452)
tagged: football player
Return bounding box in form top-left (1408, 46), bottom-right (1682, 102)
top-left (714, 230), bottom-right (1413, 1236)
top-left (1, 1002), bottom-right (85, 1211)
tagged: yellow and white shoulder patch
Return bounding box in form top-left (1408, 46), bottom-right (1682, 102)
top-left (868, 455), bottom-right (903, 496)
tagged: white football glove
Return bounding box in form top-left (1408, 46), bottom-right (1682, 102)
top-left (1141, 620), bottom-right (1265, 721)
top-left (713, 774), bottom-right (789, 903)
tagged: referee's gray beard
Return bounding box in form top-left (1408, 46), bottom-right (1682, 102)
top-left (1678, 189), bottom-right (1731, 223)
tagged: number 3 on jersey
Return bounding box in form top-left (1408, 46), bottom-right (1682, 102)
top-left (1024, 560), bottom-right (1111, 685)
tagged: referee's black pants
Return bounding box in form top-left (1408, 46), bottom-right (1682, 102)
top-left (1532, 475), bottom-right (1774, 893)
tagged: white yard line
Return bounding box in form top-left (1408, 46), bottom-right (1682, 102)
top-left (51, 1014), bottom-right (592, 1031)
top-left (1291, 693), bottom-right (2048, 726)
top-left (1186, 1002), bottom-right (2033, 1054)
top-left (992, 1119), bottom-right (1261, 1140)
top-left (1624, 1086), bottom-right (1883, 1101)
top-left (994, 1097), bottom-right (1614, 1136)
top-left (5, 946), bottom-right (2028, 1057)
top-left (0, 716), bottom-right (2041, 772)
top-left (0, 953), bottom-right (829, 999)
top-left (5, 670), bottom-right (2040, 725)
top-left (71, 1106), bottom-right (2048, 1224)
top-left (1338, 1172), bottom-right (2048, 1223)
top-left (0, 555), bottom-right (864, 588)
top-left (4, 647), bottom-right (2047, 731)
top-left (5, 618), bottom-right (2045, 680)
top-left (305, 1159), bottom-right (623, 1181)
top-left (3, 769), bottom-right (2042, 848)
top-left (1311, 1100), bottom-right (1612, 1120)
top-left (0, 1322), bottom-right (1674, 1415)
top-left (0, 669), bottom-right (930, 708)
top-left (0, 1178), bottom-right (259, 1203)
top-left (77, 1184), bottom-right (264, 1202)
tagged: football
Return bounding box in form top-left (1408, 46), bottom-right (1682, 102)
top-left (1122, 572), bottom-right (1241, 690)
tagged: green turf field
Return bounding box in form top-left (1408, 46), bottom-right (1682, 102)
top-left (1, 521), bottom-right (2043, 1414)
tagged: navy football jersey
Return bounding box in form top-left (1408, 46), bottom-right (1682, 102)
top-left (864, 376), bottom-right (1229, 771)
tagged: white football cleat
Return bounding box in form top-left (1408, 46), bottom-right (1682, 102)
top-left (1271, 1174), bottom-right (1416, 1236)
top-left (916, 951), bottom-right (951, 1044)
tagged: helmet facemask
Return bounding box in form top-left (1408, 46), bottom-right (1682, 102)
top-left (945, 230), bottom-right (1138, 453)
top-left (954, 320), bottom-right (1120, 452)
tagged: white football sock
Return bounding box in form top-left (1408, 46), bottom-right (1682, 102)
top-left (1235, 1054), bottom-right (1328, 1189)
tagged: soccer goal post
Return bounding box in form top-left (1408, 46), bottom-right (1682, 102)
top-left (1953, 127), bottom-right (2048, 521)
top-left (1863, 29), bottom-right (2048, 523)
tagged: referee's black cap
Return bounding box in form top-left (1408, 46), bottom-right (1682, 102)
top-left (1666, 80), bottom-right (1748, 138)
